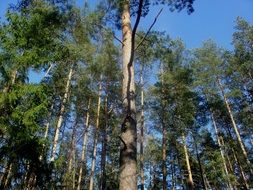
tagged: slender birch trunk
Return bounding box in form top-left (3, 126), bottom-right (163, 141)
top-left (50, 64), bottom-right (73, 162)
top-left (182, 134), bottom-right (194, 190)
top-left (210, 109), bottom-right (233, 190)
top-left (100, 95), bottom-right (108, 190)
top-left (120, 1), bottom-right (137, 190)
top-left (89, 80), bottom-right (102, 190)
top-left (217, 78), bottom-right (253, 174)
top-left (140, 65), bottom-right (145, 190)
top-left (77, 98), bottom-right (91, 190)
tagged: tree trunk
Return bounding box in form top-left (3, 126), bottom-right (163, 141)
top-left (210, 109), bottom-right (233, 190)
top-left (250, 139), bottom-right (253, 148)
top-left (192, 136), bottom-right (207, 190)
top-left (77, 98), bottom-right (91, 190)
top-left (171, 156), bottom-right (176, 190)
top-left (67, 121), bottom-right (77, 173)
top-left (176, 144), bottom-right (185, 190)
top-left (44, 113), bottom-right (51, 139)
top-left (100, 95), bottom-right (108, 190)
top-left (42, 63), bottom-right (53, 80)
top-left (182, 134), bottom-right (194, 190)
top-left (66, 120), bottom-right (78, 190)
top-left (160, 60), bottom-right (167, 190)
top-left (217, 78), bottom-right (253, 174)
top-left (50, 64), bottom-right (73, 162)
top-left (204, 174), bottom-right (212, 190)
top-left (140, 65), bottom-right (145, 190)
top-left (162, 123), bottom-right (167, 190)
top-left (89, 80), bottom-right (102, 190)
top-left (231, 148), bottom-right (249, 190)
top-left (0, 162), bottom-right (12, 189)
top-left (72, 150), bottom-right (76, 190)
top-left (149, 162), bottom-right (152, 189)
top-left (119, 1), bottom-right (137, 190)
top-left (43, 68), bottom-right (54, 139)
top-left (3, 69), bottom-right (17, 93)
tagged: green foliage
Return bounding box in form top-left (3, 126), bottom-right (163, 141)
top-left (0, 83), bottom-right (51, 188)
top-left (1, 1), bottom-right (253, 189)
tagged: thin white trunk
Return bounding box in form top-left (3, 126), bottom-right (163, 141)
top-left (217, 78), bottom-right (253, 174)
top-left (77, 98), bottom-right (91, 190)
top-left (44, 104), bottom-right (54, 139)
top-left (231, 148), bottom-right (249, 190)
top-left (42, 63), bottom-right (53, 81)
top-left (140, 65), bottom-right (145, 190)
top-left (100, 94), bottom-right (108, 190)
top-left (38, 104), bottom-right (54, 161)
top-left (68, 121), bottom-right (77, 174)
top-left (44, 122), bottom-right (50, 139)
top-left (50, 65), bottom-right (73, 162)
top-left (182, 134), bottom-right (194, 190)
top-left (210, 110), bottom-right (233, 190)
top-left (89, 79), bottom-right (102, 190)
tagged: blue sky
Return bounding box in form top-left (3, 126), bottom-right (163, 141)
top-left (1, 0), bottom-right (253, 50)
top-left (1, 0), bottom-right (253, 82)
top-left (139, 0), bottom-right (253, 50)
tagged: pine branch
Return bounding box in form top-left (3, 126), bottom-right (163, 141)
top-left (135, 8), bottom-right (163, 51)
top-left (132, 0), bottom-right (144, 40)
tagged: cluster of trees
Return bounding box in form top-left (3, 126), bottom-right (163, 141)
top-left (0, 0), bottom-right (252, 189)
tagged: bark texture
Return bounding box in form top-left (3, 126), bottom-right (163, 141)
top-left (210, 109), bottom-right (233, 190)
top-left (100, 95), bottom-right (108, 190)
top-left (231, 148), bottom-right (249, 190)
top-left (0, 162), bottom-right (12, 189)
top-left (77, 98), bottom-right (91, 190)
top-left (217, 77), bottom-right (253, 174)
top-left (162, 123), bottom-right (167, 190)
top-left (193, 136), bottom-right (207, 190)
top-left (182, 134), bottom-right (194, 190)
top-left (140, 66), bottom-right (145, 190)
top-left (89, 80), bottom-right (102, 190)
top-left (119, 1), bottom-right (137, 190)
top-left (50, 65), bottom-right (73, 162)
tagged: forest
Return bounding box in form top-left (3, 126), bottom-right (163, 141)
top-left (0, 0), bottom-right (253, 189)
